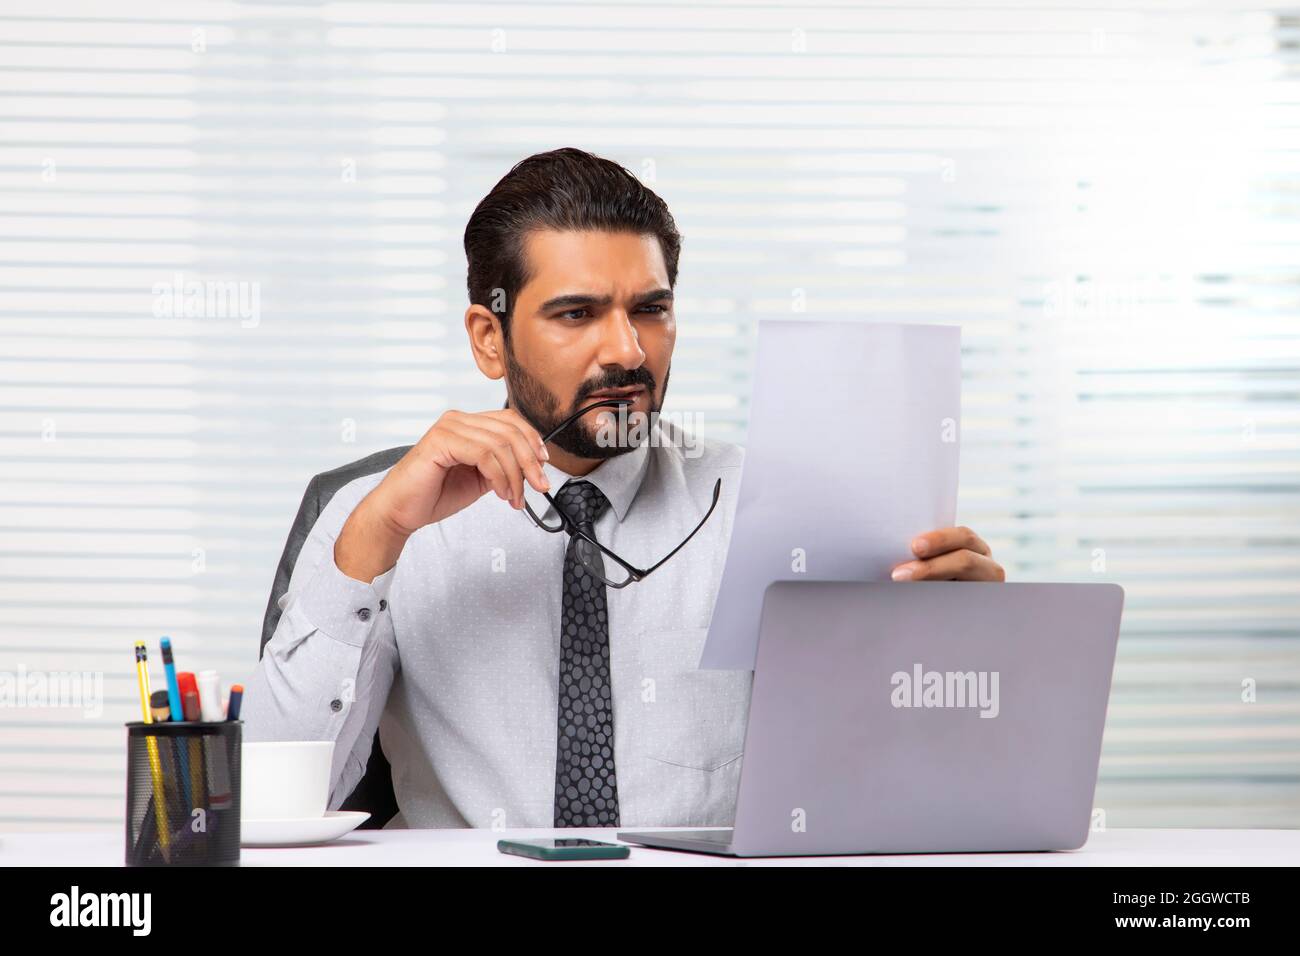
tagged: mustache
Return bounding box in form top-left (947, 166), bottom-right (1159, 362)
top-left (574, 366), bottom-right (657, 406)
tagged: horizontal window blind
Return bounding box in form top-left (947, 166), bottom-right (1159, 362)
top-left (1, 1), bottom-right (1296, 830)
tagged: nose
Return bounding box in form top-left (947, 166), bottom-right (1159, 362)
top-left (595, 308), bottom-right (646, 371)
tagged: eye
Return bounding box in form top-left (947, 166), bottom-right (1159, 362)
top-left (636, 303), bottom-right (669, 314)
top-left (558, 308), bottom-right (589, 320)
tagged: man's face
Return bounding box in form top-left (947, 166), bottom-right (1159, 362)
top-left (503, 229), bottom-right (675, 459)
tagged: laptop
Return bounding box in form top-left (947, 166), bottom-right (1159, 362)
top-left (619, 580), bottom-right (1124, 856)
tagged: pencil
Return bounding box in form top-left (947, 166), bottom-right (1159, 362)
top-left (134, 641), bottom-right (171, 862)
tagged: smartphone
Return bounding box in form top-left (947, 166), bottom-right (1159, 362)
top-left (497, 837), bottom-right (630, 861)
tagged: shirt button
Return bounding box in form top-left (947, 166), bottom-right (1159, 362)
top-left (330, 699), bottom-right (343, 712)
top-left (378, 599), bottom-right (387, 611)
top-left (356, 607), bottom-right (371, 621)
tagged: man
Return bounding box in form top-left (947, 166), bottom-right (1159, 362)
top-left (244, 147), bottom-right (1005, 829)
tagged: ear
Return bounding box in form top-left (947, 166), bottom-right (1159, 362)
top-left (465, 303), bottom-right (506, 380)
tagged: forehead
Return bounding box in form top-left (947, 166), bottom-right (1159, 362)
top-left (519, 230), bottom-right (668, 297)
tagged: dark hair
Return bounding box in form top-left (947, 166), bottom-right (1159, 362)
top-left (463, 147), bottom-right (682, 339)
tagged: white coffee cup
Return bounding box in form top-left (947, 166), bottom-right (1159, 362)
top-left (241, 741), bottom-right (334, 820)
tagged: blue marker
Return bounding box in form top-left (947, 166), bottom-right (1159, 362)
top-left (226, 684), bottom-right (244, 720)
top-left (159, 636), bottom-right (192, 808)
top-left (160, 637), bottom-right (183, 722)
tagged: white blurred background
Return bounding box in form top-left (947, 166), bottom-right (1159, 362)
top-left (1, 1), bottom-right (1297, 831)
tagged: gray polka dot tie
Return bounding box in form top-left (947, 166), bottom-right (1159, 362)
top-left (552, 479), bottom-right (621, 827)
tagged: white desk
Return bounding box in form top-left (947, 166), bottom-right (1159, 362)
top-left (1, 827), bottom-right (1296, 866)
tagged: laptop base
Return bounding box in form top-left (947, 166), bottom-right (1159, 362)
top-left (617, 829), bottom-right (737, 856)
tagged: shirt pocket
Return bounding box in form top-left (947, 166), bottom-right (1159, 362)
top-left (622, 626), bottom-right (752, 773)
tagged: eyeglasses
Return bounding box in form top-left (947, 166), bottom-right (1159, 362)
top-left (522, 398), bottom-right (722, 589)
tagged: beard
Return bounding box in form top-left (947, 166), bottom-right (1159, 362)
top-left (504, 344), bottom-right (667, 460)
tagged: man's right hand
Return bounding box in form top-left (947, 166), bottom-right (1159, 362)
top-left (334, 409), bottom-right (551, 582)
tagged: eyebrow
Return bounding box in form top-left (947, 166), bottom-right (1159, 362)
top-left (538, 288), bottom-right (674, 314)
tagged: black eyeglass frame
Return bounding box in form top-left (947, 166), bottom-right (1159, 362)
top-left (521, 398), bottom-right (723, 588)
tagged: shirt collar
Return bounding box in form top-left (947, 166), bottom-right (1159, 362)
top-left (522, 438), bottom-right (651, 524)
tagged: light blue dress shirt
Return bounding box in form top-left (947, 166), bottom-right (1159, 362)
top-left (243, 420), bottom-right (751, 828)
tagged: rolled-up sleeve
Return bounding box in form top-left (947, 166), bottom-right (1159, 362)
top-left (242, 470), bottom-right (400, 809)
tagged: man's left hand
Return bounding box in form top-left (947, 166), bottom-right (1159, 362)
top-left (891, 526), bottom-right (1005, 582)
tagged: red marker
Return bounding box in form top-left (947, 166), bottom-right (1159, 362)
top-left (178, 672), bottom-right (200, 721)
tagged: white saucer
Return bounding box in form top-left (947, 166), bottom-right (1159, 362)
top-left (241, 810), bottom-right (371, 847)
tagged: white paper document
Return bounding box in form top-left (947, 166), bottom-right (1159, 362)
top-left (699, 320), bottom-right (962, 670)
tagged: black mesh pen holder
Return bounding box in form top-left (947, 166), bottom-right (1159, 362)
top-left (125, 720), bottom-right (241, 867)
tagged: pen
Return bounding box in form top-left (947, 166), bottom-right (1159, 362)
top-left (226, 684), bottom-right (244, 721)
top-left (160, 638), bottom-right (188, 817)
top-left (134, 641), bottom-right (170, 862)
top-left (160, 637), bottom-right (183, 722)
